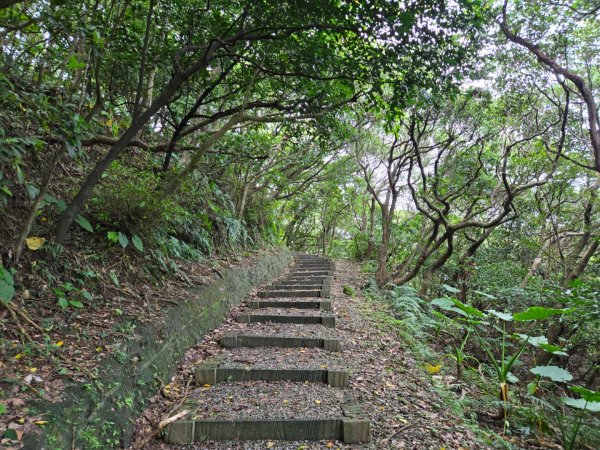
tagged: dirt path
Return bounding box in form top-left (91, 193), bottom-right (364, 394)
top-left (131, 259), bottom-right (487, 449)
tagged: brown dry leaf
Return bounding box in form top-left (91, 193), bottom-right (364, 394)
top-left (326, 442), bottom-right (334, 448)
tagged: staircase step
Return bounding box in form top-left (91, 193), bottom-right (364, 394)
top-left (272, 277), bottom-right (330, 285)
top-left (166, 417), bottom-right (372, 444)
top-left (290, 270), bottom-right (334, 276)
top-left (285, 277), bottom-right (327, 283)
top-left (165, 383), bottom-right (370, 444)
top-left (258, 290), bottom-right (322, 298)
top-left (194, 350), bottom-right (348, 386)
top-left (236, 313), bottom-right (335, 327)
top-left (247, 300), bottom-right (332, 310)
top-left (220, 334), bottom-right (341, 351)
top-left (195, 366), bottom-right (348, 387)
top-left (269, 284), bottom-right (324, 289)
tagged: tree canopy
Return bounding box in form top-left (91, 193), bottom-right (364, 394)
top-left (1, 0), bottom-right (599, 448)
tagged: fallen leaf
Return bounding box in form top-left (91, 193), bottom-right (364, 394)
top-left (14, 354), bottom-right (23, 360)
top-left (424, 363), bottom-right (442, 375)
top-left (326, 442), bottom-right (334, 448)
top-left (24, 374), bottom-right (43, 384)
top-left (202, 384), bottom-right (211, 388)
top-left (34, 420), bottom-right (48, 425)
top-left (25, 237), bottom-right (45, 250)
top-left (266, 442), bottom-right (274, 448)
top-left (55, 341), bottom-right (64, 347)
top-left (314, 400), bottom-right (321, 405)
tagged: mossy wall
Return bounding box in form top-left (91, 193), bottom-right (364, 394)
top-left (23, 249), bottom-right (292, 450)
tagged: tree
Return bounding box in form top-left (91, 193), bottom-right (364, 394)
top-left (41, 0), bottom-right (485, 243)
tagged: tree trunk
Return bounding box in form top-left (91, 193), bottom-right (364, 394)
top-left (13, 145), bottom-right (64, 261)
top-left (365, 197), bottom-right (376, 261)
top-left (521, 220), bottom-right (548, 288)
top-left (132, 0), bottom-right (155, 119)
top-left (420, 232), bottom-right (454, 297)
top-left (376, 208), bottom-right (391, 286)
top-left (54, 73), bottom-right (186, 244)
top-left (142, 67), bottom-right (156, 110)
top-left (237, 182), bottom-right (250, 220)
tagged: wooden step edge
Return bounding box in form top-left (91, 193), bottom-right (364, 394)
top-left (236, 313), bottom-right (335, 328)
top-left (258, 290), bottom-right (322, 298)
top-left (165, 404), bottom-right (369, 444)
top-left (194, 366), bottom-right (349, 387)
top-left (220, 334), bottom-right (341, 352)
top-left (247, 300), bottom-right (332, 311)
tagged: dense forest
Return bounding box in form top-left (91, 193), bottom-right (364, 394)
top-left (0, 0), bottom-right (599, 448)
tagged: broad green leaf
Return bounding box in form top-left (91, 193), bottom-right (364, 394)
top-left (58, 298), bottom-right (69, 309)
top-left (530, 365), bottom-right (573, 382)
top-left (107, 231), bottom-right (118, 243)
top-left (539, 343), bottom-right (568, 356)
top-left (131, 235), bottom-right (144, 252)
top-left (488, 309), bottom-right (513, 321)
top-left (527, 380), bottom-right (538, 395)
top-left (4, 428), bottom-right (17, 440)
top-left (474, 290), bottom-right (496, 300)
top-left (0, 403), bottom-right (6, 414)
top-left (570, 386), bottom-right (600, 403)
top-left (562, 397), bottom-right (600, 412)
top-left (25, 183), bottom-right (40, 199)
top-left (513, 306), bottom-right (568, 321)
top-left (515, 334), bottom-right (548, 347)
top-left (441, 284), bottom-right (460, 293)
top-left (0, 266), bottom-right (15, 305)
top-left (431, 298), bottom-right (467, 317)
top-left (75, 215), bottom-right (94, 232)
top-left (69, 300), bottom-right (84, 308)
top-left (431, 297), bottom-right (454, 309)
top-left (506, 372), bottom-right (519, 383)
top-left (117, 232), bottom-right (129, 248)
top-left (81, 290), bottom-right (93, 301)
top-left (67, 55), bottom-right (86, 70)
top-left (451, 298), bottom-right (484, 317)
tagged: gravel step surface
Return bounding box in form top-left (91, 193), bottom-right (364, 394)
top-left (220, 322), bottom-right (338, 338)
top-left (215, 347), bottom-right (346, 370)
top-left (248, 296), bottom-right (331, 302)
top-left (240, 307), bottom-right (325, 317)
top-left (182, 381), bottom-right (344, 420)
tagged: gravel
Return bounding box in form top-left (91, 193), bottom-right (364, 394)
top-left (242, 307), bottom-right (325, 317)
top-left (219, 322), bottom-right (338, 338)
top-left (216, 347), bottom-right (346, 370)
top-left (248, 297), bottom-right (330, 303)
top-left (182, 381), bottom-right (344, 420)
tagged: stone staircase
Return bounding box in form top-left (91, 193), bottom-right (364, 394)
top-left (164, 253), bottom-right (371, 445)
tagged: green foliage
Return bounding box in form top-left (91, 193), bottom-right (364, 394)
top-left (53, 282), bottom-right (91, 309)
top-left (342, 285), bottom-right (355, 296)
top-left (75, 215), bottom-right (94, 233)
top-left (530, 365), bottom-right (573, 383)
top-left (0, 264), bottom-right (15, 305)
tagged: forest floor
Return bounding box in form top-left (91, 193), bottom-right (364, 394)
top-left (0, 246), bottom-right (265, 448)
top-left (131, 260), bottom-right (491, 450)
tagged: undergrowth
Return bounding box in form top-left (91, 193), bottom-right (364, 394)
top-left (361, 281), bottom-right (599, 449)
